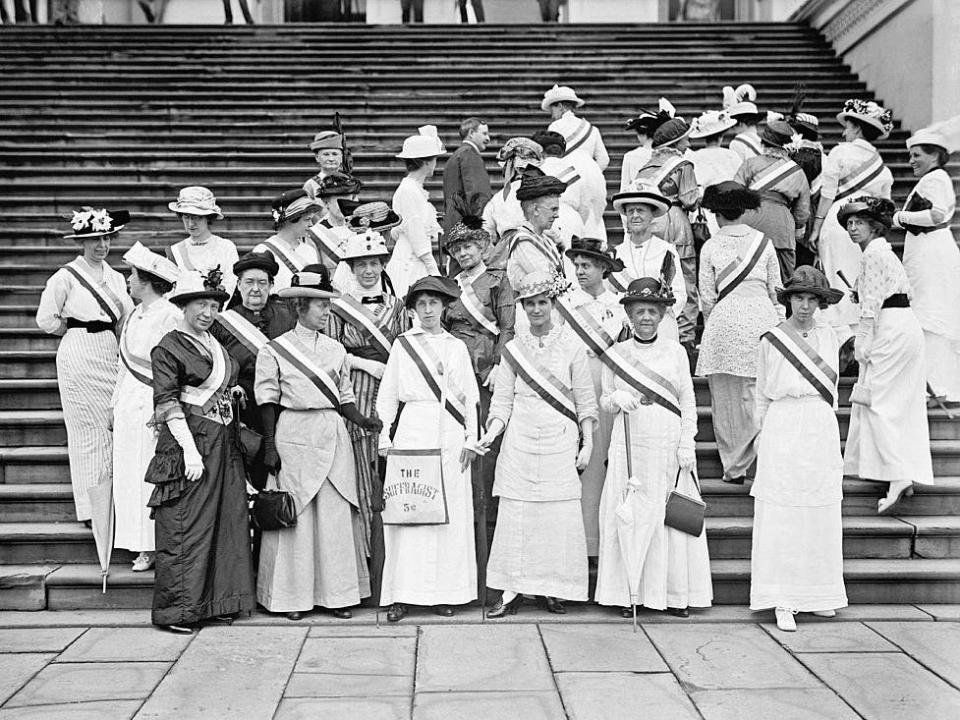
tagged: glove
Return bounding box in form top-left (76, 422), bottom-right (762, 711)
top-left (854, 320), bottom-right (875, 364)
top-left (167, 415), bottom-right (204, 482)
top-left (262, 440), bottom-right (281, 475)
top-left (610, 390), bottom-right (641, 412)
top-left (259, 402), bottom-right (281, 474)
top-left (677, 445), bottom-right (696, 472)
top-left (484, 365), bottom-right (498, 391)
top-left (350, 356), bottom-right (387, 380)
top-left (576, 440), bottom-right (593, 471)
top-left (478, 418), bottom-right (506, 449)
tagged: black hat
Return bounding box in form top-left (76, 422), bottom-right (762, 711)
top-left (625, 111), bottom-right (659, 135)
top-left (63, 207), bottom-right (130, 240)
top-left (620, 277), bottom-right (675, 307)
top-left (531, 130), bottom-right (566, 155)
top-left (443, 215), bottom-right (490, 254)
top-left (760, 120), bottom-right (796, 148)
top-left (837, 196), bottom-right (896, 229)
top-left (278, 263), bottom-right (341, 300)
top-left (701, 181), bottom-right (762, 216)
top-left (776, 265), bottom-right (843, 308)
top-left (516, 171), bottom-right (567, 202)
top-left (651, 118), bottom-right (691, 149)
top-left (565, 237), bottom-right (624, 273)
top-left (272, 188), bottom-right (322, 228)
top-left (405, 275), bottom-right (460, 309)
top-left (233, 251), bottom-right (280, 280)
top-left (313, 171), bottom-right (362, 198)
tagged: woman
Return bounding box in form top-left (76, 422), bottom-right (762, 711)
top-left (595, 277), bottom-right (711, 618)
top-left (255, 265), bottom-right (378, 620)
top-left (809, 100), bottom-right (894, 343)
top-left (301, 171), bottom-right (363, 284)
top-left (688, 109), bottom-right (742, 236)
top-left (481, 271), bottom-right (596, 617)
top-left (388, 126), bottom-right (445, 297)
top-left (167, 186), bottom-right (240, 295)
top-left (609, 184), bottom-right (685, 342)
top-left (36, 207), bottom-right (134, 524)
top-left (112, 242), bottom-right (181, 571)
top-left (896, 123), bottom-right (960, 406)
top-left (840, 197), bottom-right (934, 513)
top-left (723, 83), bottom-right (762, 161)
top-left (751, 266), bottom-right (847, 631)
top-left (145, 268), bottom-right (254, 633)
top-left (734, 120), bottom-right (811, 282)
top-left (697, 182), bottom-right (784, 485)
top-left (253, 189), bottom-right (325, 293)
top-left (620, 109), bottom-right (657, 192)
top-left (326, 228), bottom-right (408, 561)
top-left (376, 275), bottom-right (481, 621)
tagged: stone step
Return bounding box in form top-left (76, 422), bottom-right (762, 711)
top-left (0, 328), bottom-right (59, 351)
top-left (0, 484), bottom-right (76, 522)
top-left (0, 379), bottom-right (61, 411)
top-left (0, 304), bottom-right (44, 328)
top-left (0, 412), bottom-right (66, 447)
top-left (0, 447), bottom-right (69, 483)
top-left (0, 522), bottom-right (135, 565)
top-left (43, 563), bottom-right (154, 611)
top-left (0, 349), bottom-right (56, 376)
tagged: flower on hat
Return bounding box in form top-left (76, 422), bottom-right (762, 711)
top-left (204, 266), bottom-right (225, 293)
top-left (272, 209), bottom-right (282, 224)
top-left (840, 99), bottom-right (893, 133)
top-left (71, 209), bottom-right (93, 231)
top-left (90, 209), bottom-right (113, 233)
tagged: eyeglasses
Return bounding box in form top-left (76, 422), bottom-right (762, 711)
top-left (239, 278), bottom-right (271, 289)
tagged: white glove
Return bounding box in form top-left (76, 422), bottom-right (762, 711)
top-left (576, 440), bottom-right (593, 471)
top-left (167, 415), bottom-right (204, 482)
top-left (484, 365), bottom-right (498, 391)
top-left (478, 418), bottom-right (505, 449)
top-left (351, 356), bottom-right (387, 380)
top-left (610, 390), bottom-right (641, 412)
top-left (677, 445), bottom-right (696, 472)
top-left (853, 333), bottom-right (872, 364)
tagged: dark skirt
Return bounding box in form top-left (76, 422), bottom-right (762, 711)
top-left (146, 414), bottom-right (255, 625)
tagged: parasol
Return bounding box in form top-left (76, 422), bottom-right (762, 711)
top-left (86, 465), bottom-right (116, 593)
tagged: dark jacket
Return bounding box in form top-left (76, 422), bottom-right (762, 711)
top-left (442, 141), bottom-right (493, 235)
top-left (443, 268), bottom-right (515, 382)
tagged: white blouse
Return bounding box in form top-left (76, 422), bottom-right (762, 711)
top-left (168, 235), bottom-right (240, 295)
top-left (36, 258), bottom-right (134, 335)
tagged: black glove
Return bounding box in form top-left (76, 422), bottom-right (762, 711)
top-left (340, 402), bottom-right (383, 434)
top-left (259, 403), bottom-right (281, 474)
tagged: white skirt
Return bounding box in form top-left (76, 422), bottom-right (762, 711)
top-left (112, 374), bottom-right (156, 551)
top-left (818, 205), bottom-right (862, 341)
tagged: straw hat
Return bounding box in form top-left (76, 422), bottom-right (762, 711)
top-left (169, 268), bottom-right (229, 306)
top-left (64, 207), bottom-right (130, 240)
top-left (278, 264), bottom-right (341, 300)
top-left (689, 110), bottom-right (737, 139)
top-left (835, 99), bottom-right (894, 140)
top-left (341, 230), bottom-right (391, 261)
top-left (722, 84), bottom-right (760, 120)
top-left (775, 265), bottom-right (843, 307)
top-left (122, 241), bottom-right (179, 283)
top-left (272, 189), bottom-right (323, 227)
top-left (343, 201), bottom-right (402, 232)
top-left (515, 270), bottom-right (564, 301)
top-left (541, 84), bottom-right (585, 112)
top-left (397, 125), bottom-right (446, 159)
top-left (612, 183), bottom-right (670, 216)
top-left (168, 186), bottom-right (223, 219)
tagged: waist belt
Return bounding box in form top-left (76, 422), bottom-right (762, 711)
top-left (66, 318), bottom-right (115, 333)
top-left (902, 222), bottom-right (950, 235)
top-left (881, 293), bottom-right (910, 309)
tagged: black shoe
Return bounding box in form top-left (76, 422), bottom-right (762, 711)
top-left (331, 608), bottom-right (352, 619)
top-left (434, 605), bottom-right (455, 617)
top-left (386, 603), bottom-right (407, 622)
top-left (486, 595), bottom-right (521, 619)
top-left (163, 623), bottom-right (196, 634)
top-left (722, 476), bottom-right (746, 485)
top-left (209, 614), bottom-right (235, 625)
top-left (620, 606), bottom-right (634, 619)
top-left (666, 607), bottom-right (689, 618)
top-left (544, 596), bottom-right (566, 615)
top-left (286, 611), bottom-right (302, 621)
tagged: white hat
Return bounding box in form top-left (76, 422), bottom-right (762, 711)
top-left (396, 125), bottom-right (446, 159)
top-left (612, 182), bottom-right (670, 217)
top-left (541, 84), bottom-right (585, 113)
top-left (122, 241), bottom-right (180, 284)
top-left (689, 110), bottom-right (737, 139)
top-left (906, 113), bottom-right (960, 153)
top-left (835, 99), bottom-right (894, 140)
top-left (341, 229), bottom-right (390, 261)
top-left (168, 186), bottom-right (224, 219)
top-left (722, 84), bottom-right (759, 119)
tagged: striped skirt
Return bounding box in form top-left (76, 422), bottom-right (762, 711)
top-left (56, 328), bottom-right (118, 521)
top-left (346, 367), bottom-right (381, 556)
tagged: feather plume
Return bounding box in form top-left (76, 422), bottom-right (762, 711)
top-left (790, 82), bottom-right (807, 117)
top-left (659, 252), bottom-right (676, 287)
top-left (657, 97), bottom-right (676, 119)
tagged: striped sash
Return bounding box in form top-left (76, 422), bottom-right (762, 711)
top-left (748, 158), bottom-right (803, 193)
top-left (268, 335), bottom-right (342, 410)
top-left (602, 345), bottom-right (682, 417)
top-left (63, 262), bottom-right (125, 325)
top-left (261, 238), bottom-right (303, 275)
top-left (730, 133), bottom-right (761, 157)
top-left (306, 225), bottom-right (343, 265)
top-left (168, 242), bottom-right (196, 272)
top-left (396, 333), bottom-right (467, 427)
top-left (552, 164), bottom-right (581, 187)
top-left (762, 324), bottom-right (837, 406)
top-left (716, 230), bottom-right (769, 302)
top-left (330, 294), bottom-right (396, 356)
top-left (607, 269), bottom-right (633, 293)
top-left (556, 295), bottom-right (618, 356)
top-left (180, 339), bottom-right (231, 413)
top-left (118, 314), bottom-right (153, 387)
top-left (563, 118), bottom-right (594, 157)
top-left (457, 277), bottom-right (500, 336)
top-left (215, 309), bottom-right (270, 358)
top-left (833, 152), bottom-right (886, 202)
top-left (648, 154), bottom-right (687, 189)
top-left (508, 231), bottom-right (562, 270)
top-left (501, 340), bottom-right (578, 425)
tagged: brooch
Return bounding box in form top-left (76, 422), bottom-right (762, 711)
top-left (639, 394), bottom-right (653, 406)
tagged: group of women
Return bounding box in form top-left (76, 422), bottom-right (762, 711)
top-left (35, 104), bottom-right (957, 634)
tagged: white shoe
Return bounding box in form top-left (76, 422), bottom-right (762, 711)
top-left (811, 610), bottom-right (836, 618)
top-left (132, 552), bottom-right (155, 572)
top-left (775, 607), bottom-right (797, 632)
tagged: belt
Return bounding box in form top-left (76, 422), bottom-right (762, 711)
top-left (902, 222), bottom-right (950, 235)
top-left (881, 293), bottom-right (910, 309)
top-left (65, 318), bottom-right (115, 333)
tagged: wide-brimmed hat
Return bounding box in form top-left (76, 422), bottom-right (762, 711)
top-left (278, 264), bottom-right (341, 300)
top-left (515, 170), bottom-right (567, 202)
top-left (531, 130), bottom-right (566, 155)
top-left (612, 183), bottom-right (670, 216)
top-left (722, 83), bottom-right (760, 121)
top-left (541, 84), bottom-right (585, 112)
top-left (620, 277), bottom-right (675, 307)
top-left (122, 241), bottom-right (179, 283)
top-left (168, 186), bottom-right (223, 219)
top-left (343, 201), bottom-right (402, 232)
top-left (169, 268), bottom-right (229, 306)
top-left (443, 215), bottom-right (489, 254)
top-left (309, 130), bottom-right (343, 152)
top-left (701, 181), bottom-right (762, 216)
top-left (836, 99), bottom-right (894, 140)
top-left (64, 207), bottom-right (130, 240)
top-left (515, 270), bottom-right (565, 301)
top-left (397, 125), bottom-right (445, 159)
top-left (342, 230), bottom-right (391, 261)
top-left (624, 110), bottom-right (659, 135)
top-left (652, 118), bottom-right (691, 149)
top-left (776, 265), bottom-right (843, 307)
top-left (405, 275), bottom-right (459, 309)
top-left (272, 189), bottom-right (323, 227)
top-left (760, 120), bottom-right (796, 148)
top-left (233, 251), bottom-right (280, 280)
top-left (837, 195), bottom-right (896, 229)
top-left (565, 237), bottom-right (624, 273)
top-left (689, 110), bottom-right (737, 139)
top-left (496, 137), bottom-right (543, 164)
top-left (906, 114), bottom-right (960, 153)
top-left (306, 171), bottom-right (362, 200)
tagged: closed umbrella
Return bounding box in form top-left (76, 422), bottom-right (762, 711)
top-left (614, 413), bottom-right (661, 632)
top-left (87, 466), bottom-right (115, 593)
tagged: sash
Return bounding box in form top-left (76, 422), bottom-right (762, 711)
top-left (833, 152), bottom-right (886, 202)
top-left (762, 324), bottom-right (838, 406)
top-left (396, 334), bottom-right (467, 427)
top-left (261, 238), bottom-right (303, 275)
top-left (748, 158), bottom-right (803, 193)
top-left (330, 294), bottom-right (396, 356)
top-left (457, 278), bottom-right (500, 336)
top-left (810, 173), bottom-right (822, 206)
top-left (118, 314), bottom-right (153, 387)
top-left (501, 340), bottom-right (578, 425)
top-left (306, 225), bottom-right (343, 266)
top-left (63, 262), bottom-right (124, 325)
top-left (716, 230), bottom-right (769, 302)
top-left (730, 133), bottom-right (761, 157)
top-left (268, 335), bottom-right (341, 410)
top-left (562, 118), bottom-right (594, 157)
top-left (648, 154), bottom-right (687, 189)
top-left (215, 309), bottom-right (270, 358)
top-left (508, 231), bottom-right (562, 270)
top-left (180, 339), bottom-right (231, 413)
top-left (552, 164), bottom-right (581, 187)
top-left (607, 270), bottom-right (631, 293)
top-left (169, 242), bottom-right (196, 272)
top-left (601, 345), bottom-right (681, 417)
top-left (556, 295), bottom-right (617, 357)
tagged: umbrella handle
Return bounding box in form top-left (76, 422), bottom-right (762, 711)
top-left (623, 412), bottom-right (633, 479)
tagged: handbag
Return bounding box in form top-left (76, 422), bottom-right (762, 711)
top-left (691, 208), bottom-right (711, 252)
top-left (250, 488), bottom-right (297, 531)
top-left (238, 422), bottom-right (262, 459)
top-left (664, 468), bottom-right (706, 537)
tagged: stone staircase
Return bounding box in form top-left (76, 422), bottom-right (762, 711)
top-left (1, 23), bottom-right (959, 610)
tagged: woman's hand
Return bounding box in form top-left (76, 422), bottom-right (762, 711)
top-left (378, 442), bottom-right (391, 458)
top-left (262, 442), bottom-right (281, 475)
top-left (610, 390), bottom-right (641, 412)
top-left (484, 365), bottom-right (498, 392)
top-left (361, 415), bottom-right (383, 433)
top-left (853, 336), bottom-right (872, 364)
top-left (459, 442), bottom-right (487, 472)
top-left (183, 449), bottom-right (204, 482)
top-left (677, 446), bottom-right (696, 472)
top-left (576, 440), bottom-right (593, 471)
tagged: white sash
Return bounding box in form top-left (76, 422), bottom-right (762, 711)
top-left (833, 152), bottom-right (885, 201)
top-left (649, 153), bottom-right (687, 188)
top-left (730, 133), bottom-right (762, 157)
top-left (118, 313), bottom-right (153, 386)
top-left (330, 295), bottom-right (395, 356)
top-left (457, 277), bottom-right (500, 336)
top-left (715, 229), bottom-right (768, 301)
top-left (307, 225), bottom-right (345, 264)
top-left (170, 242), bottom-right (196, 272)
top-left (552, 164), bottom-right (581, 187)
top-left (262, 238), bottom-right (305, 274)
top-left (64, 260), bottom-right (126, 324)
top-left (763, 324), bottom-right (838, 406)
top-left (216, 309), bottom-right (270, 358)
top-left (563, 118), bottom-right (593, 157)
top-left (501, 340), bottom-right (578, 424)
top-left (180, 338), bottom-right (230, 412)
top-left (397, 333), bottom-right (468, 426)
top-left (748, 157), bottom-right (802, 192)
top-left (269, 335), bottom-right (341, 409)
top-left (556, 295), bottom-right (617, 356)
top-left (603, 345), bottom-right (681, 417)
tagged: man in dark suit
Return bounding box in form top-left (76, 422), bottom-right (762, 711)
top-left (443, 118), bottom-right (492, 275)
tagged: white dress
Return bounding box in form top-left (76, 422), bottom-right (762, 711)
top-left (549, 110), bottom-right (610, 172)
top-left (112, 299), bottom-right (181, 551)
top-left (620, 144), bottom-right (652, 192)
top-left (376, 328), bottom-right (479, 606)
top-left (388, 176), bottom-right (442, 298)
top-left (540, 155), bottom-right (608, 241)
top-left (167, 235), bottom-right (240, 295)
top-left (750, 323), bottom-right (848, 612)
top-left (253, 235), bottom-right (322, 292)
top-left (688, 145), bottom-right (743, 235)
top-left (608, 235), bottom-right (685, 342)
top-left (595, 336), bottom-right (712, 610)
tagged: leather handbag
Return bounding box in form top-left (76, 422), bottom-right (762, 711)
top-left (691, 209), bottom-right (711, 252)
top-left (250, 489), bottom-right (297, 531)
top-left (664, 468), bottom-right (706, 537)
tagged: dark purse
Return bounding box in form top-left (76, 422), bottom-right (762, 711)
top-left (250, 489), bottom-right (297, 531)
top-left (690, 208), bottom-right (711, 253)
top-left (664, 468), bottom-right (706, 537)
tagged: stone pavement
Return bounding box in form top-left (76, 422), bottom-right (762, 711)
top-left (1, 605), bottom-right (960, 719)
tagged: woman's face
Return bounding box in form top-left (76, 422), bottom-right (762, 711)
top-left (449, 240), bottom-right (484, 272)
top-left (81, 235), bottom-right (111, 263)
top-left (238, 269), bottom-right (272, 312)
top-left (626, 301), bottom-right (664, 340)
top-left (127, 266), bottom-right (148, 301)
top-left (789, 292), bottom-right (819, 325)
top-left (180, 213), bottom-right (210, 239)
top-left (908, 146), bottom-right (940, 177)
top-left (845, 216), bottom-right (879, 246)
top-left (183, 298), bottom-right (220, 333)
top-left (841, 119), bottom-right (862, 143)
top-left (623, 203), bottom-right (654, 235)
top-left (413, 293), bottom-right (445, 331)
top-left (299, 297), bottom-right (331, 331)
top-left (522, 294), bottom-right (554, 330)
top-left (572, 255), bottom-right (604, 290)
top-left (422, 157), bottom-right (438, 178)
top-left (351, 257), bottom-right (384, 290)
top-left (315, 148), bottom-right (343, 173)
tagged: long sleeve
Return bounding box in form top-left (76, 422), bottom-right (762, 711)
top-left (592, 130), bottom-right (610, 172)
top-left (492, 275), bottom-right (516, 364)
top-left (676, 345), bottom-right (697, 452)
top-left (253, 346), bottom-right (281, 406)
top-left (461, 149), bottom-right (492, 215)
top-left (36, 269), bottom-right (69, 335)
top-left (895, 171), bottom-right (955, 227)
top-left (455, 340), bottom-right (481, 441)
top-left (856, 251), bottom-right (896, 321)
top-left (676, 163), bottom-right (700, 210)
top-left (789, 178), bottom-right (812, 228)
top-left (755, 339), bottom-right (771, 425)
top-left (698, 241), bottom-right (717, 322)
top-left (733, 160), bottom-right (750, 186)
top-left (221, 240), bottom-right (240, 296)
top-left (394, 182), bottom-right (434, 259)
top-left (569, 344), bottom-right (599, 424)
top-left (375, 347), bottom-right (402, 448)
top-left (764, 246), bottom-right (786, 320)
top-left (667, 244), bottom-right (686, 319)
top-left (151, 343), bottom-right (185, 422)
top-left (487, 359), bottom-right (517, 427)
top-left (620, 157), bottom-right (632, 194)
top-left (599, 362), bottom-right (619, 414)
top-left (818, 145), bottom-right (843, 202)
